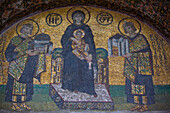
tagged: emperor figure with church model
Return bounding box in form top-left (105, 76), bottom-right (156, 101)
top-left (5, 23), bottom-right (52, 111)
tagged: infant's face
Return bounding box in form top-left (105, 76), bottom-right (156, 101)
top-left (76, 32), bottom-right (82, 39)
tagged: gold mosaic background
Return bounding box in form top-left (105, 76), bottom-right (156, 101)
top-left (1, 6), bottom-right (169, 85)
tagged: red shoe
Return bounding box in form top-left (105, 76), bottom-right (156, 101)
top-left (74, 90), bottom-right (78, 93)
top-left (94, 94), bottom-right (97, 97)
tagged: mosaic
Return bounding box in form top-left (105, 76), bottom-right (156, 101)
top-left (0, 5), bottom-right (169, 112)
top-left (0, 0), bottom-right (169, 38)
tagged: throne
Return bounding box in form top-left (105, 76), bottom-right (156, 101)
top-left (49, 48), bottom-right (114, 110)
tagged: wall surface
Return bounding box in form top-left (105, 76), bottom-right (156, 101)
top-left (0, 1), bottom-right (169, 113)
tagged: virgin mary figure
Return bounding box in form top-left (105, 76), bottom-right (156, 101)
top-left (61, 10), bottom-right (97, 97)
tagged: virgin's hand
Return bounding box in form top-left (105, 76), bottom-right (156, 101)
top-left (87, 58), bottom-right (92, 63)
top-left (70, 37), bottom-right (74, 40)
top-left (87, 54), bottom-right (92, 63)
top-left (26, 50), bottom-right (37, 56)
top-left (70, 37), bottom-right (80, 44)
top-left (70, 37), bottom-right (77, 42)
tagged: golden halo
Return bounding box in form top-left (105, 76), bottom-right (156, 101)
top-left (118, 18), bottom-right (141, 37)
top-left (67, 7), bottom-right (90, 24)
top-left (16, 19), bottom-right (39, 38)
top-left (16, 19), bottom-right (39, 37)
top-left (73, 29), bottom-right (85, 38)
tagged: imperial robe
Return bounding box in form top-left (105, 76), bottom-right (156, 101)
top-left (5, 36), bottom-right (46, 103)
top-left (124, 34), bottom-right (155, 105)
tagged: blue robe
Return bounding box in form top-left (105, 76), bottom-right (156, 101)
top-left (124, 34), bottom-right (155, 105)
top-left (61, 24), bottom-right (97, 95)
top-left (5, 36), bottom-right (41, 103)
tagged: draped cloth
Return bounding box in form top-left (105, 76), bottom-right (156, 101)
top-left (61, 24), bottom-right (97, 95)
top-left (124, 34), bottom-right (155, 105)
top-left (5, 36), bottom-right (46, 103)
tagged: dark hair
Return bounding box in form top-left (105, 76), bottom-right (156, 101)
top-left (20, 23), bottom-right (34, 34)
top-left (123, 21), bottom-right (137, 34)
top-left (76, 30), bottom-right (83, 35)
top-left (72, 10), bottom-right (85, 24)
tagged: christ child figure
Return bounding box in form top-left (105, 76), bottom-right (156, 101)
top-left (70, 29), bottom-right (92, 69)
